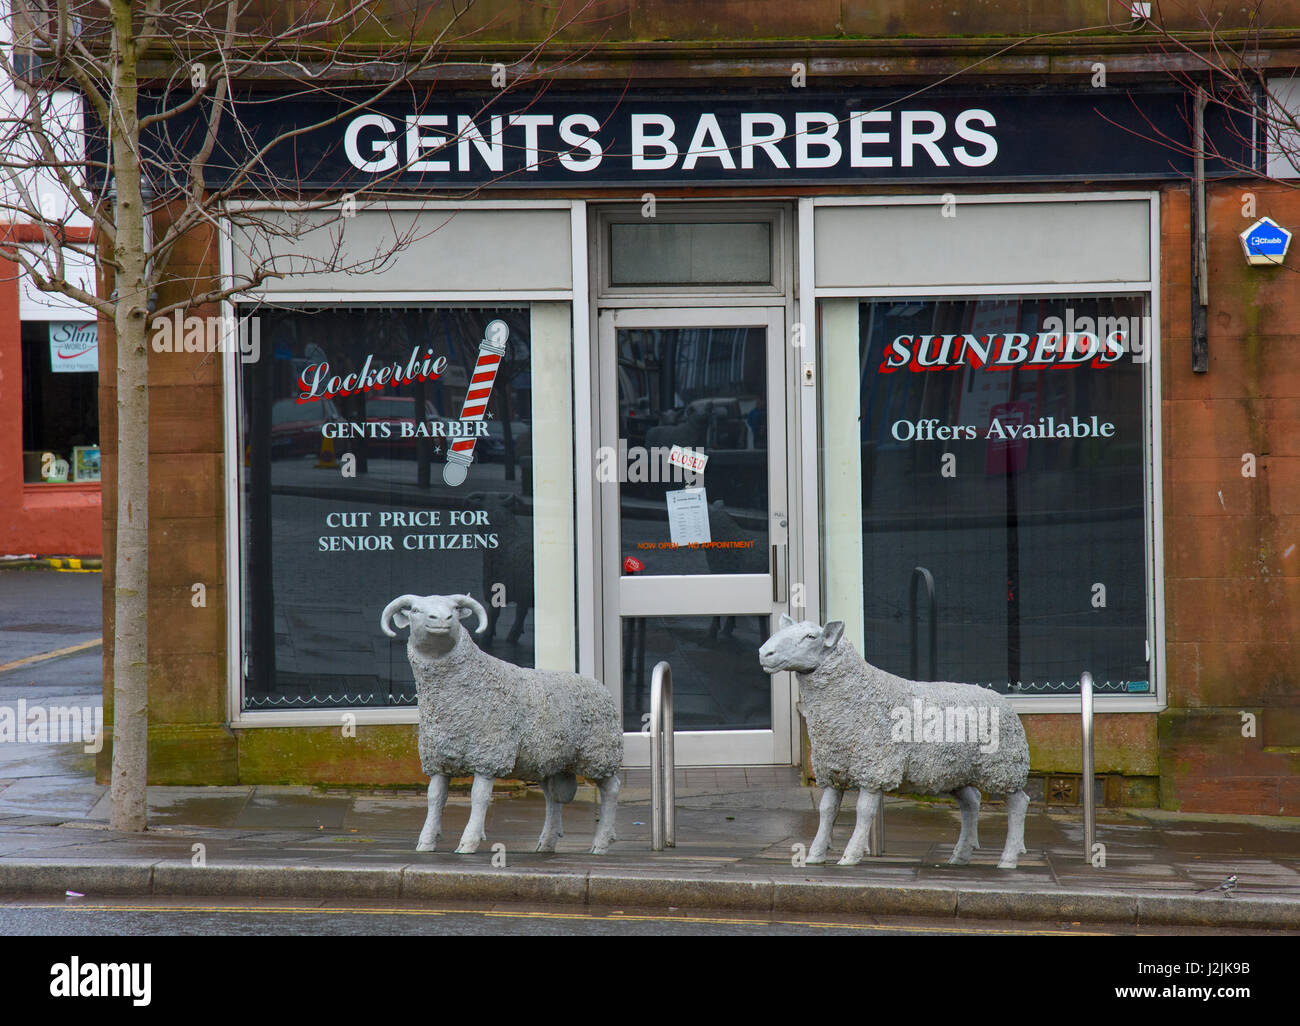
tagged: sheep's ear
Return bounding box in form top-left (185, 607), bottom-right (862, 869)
top-left (822, 621), bottom-right (845, 649)
top-left (779, 613), bottom-right (795, 629)
top-left (456, 607), bottom-right (474, 620)
top-left (392, 609), bottom-right (411, 629)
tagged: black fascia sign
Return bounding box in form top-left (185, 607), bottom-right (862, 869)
top-left (122, 86), bottom-right (1254, 191)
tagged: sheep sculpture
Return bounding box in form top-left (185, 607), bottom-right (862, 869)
top-left (381, 592), bottom-right (623, 855)
top-left (759, 615), bottom-right (1031, 869)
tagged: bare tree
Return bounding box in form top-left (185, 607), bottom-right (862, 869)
top-left (1104, 2), bottom-right (1300, 185)
top-left (0, 0), bottom-right (606, 831)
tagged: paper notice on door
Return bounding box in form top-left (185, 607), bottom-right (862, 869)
top-left (666, 487), bottom-right (712, 546)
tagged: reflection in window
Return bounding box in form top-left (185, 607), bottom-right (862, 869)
top-left (238, 307), bottom-right (534, 710)
top-left (616, 327), bottom-right (769, 578)
top-left (621, 615), bottom-right (772, 731)
top-left (855, 296), bottom-right (1150, 695)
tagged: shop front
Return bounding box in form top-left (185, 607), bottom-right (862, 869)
top-left (0, 240), bottom-right (102, 558)
top-left (107, 80), bottom-right (1297, 812)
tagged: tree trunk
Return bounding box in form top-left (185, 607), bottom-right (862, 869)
top-left (109, 0), bottom-right (149, 832)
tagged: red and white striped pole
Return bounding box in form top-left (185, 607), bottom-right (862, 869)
top-left (442, 319), bottom-right (509, 486)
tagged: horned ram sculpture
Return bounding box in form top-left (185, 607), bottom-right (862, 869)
top-left (760, 615), bottom-right (1031, 868)
top-left (381, 592), bottom-right (623, 854)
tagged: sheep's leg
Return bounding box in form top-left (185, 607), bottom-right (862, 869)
top-left (807, 786), bottom-right (842, 865)
top-left (455, 774), bottom-right (494, 854)
top-left (416, 773), bottom-right (449, 852)
top-left (590, 774), bottom-right (621, 854)
top-left (949, 786), bottom-right (981, 865)
top-left (838, 789), bottom-right (880, 866)
top-left (536, 776), bottom-right (564, 852)
top-left (998, 788), bottom-right (1030, 869)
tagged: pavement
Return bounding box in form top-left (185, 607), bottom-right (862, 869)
top-left (1, 566), bottom-right (1298, 930)
top-left (0, 764), bottom-right (1298, 929)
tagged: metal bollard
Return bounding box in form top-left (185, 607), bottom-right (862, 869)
top-left (650, 661), bottom-right (675, 851)
top-left (1081, 670), bottom-right (1095, 864)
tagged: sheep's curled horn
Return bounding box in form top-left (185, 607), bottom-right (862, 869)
top-left (455, 593), bottom-right (489, 634)
top-left (380, 595), bottom-right (419, 637)
top-left (380, 593), bottom-right (489, 637)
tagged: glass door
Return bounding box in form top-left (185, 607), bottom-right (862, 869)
top-left (598, 307), bottom-right (792, 765)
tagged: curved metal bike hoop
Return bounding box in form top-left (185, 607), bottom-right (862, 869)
top-left (650, 661), bottom-right (675, 851)
top-left (909, 566), bottom-right (937, 682)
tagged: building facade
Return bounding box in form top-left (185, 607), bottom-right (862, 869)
top-left (97, 4), bottom-right (1299, 814)
top-left (0, 57), bottom-right (101, 558)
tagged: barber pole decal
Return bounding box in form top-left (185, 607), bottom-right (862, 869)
top-left (443, 320), bottom-right (510, 486)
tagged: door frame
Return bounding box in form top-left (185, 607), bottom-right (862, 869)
top-left (596, 305), bottom-right (794, 767)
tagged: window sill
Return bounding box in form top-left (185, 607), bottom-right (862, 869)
top-left (22, 481), bottom-right (102, 508)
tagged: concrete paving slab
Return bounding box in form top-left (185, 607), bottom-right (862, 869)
top-left (0, 774), bottom-right (107, 817)
top-left (234, 793), bottom-right (352, 830)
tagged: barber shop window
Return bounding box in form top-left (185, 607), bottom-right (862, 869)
top-left (237, 306), bottom-right (541, 710)
top-left (820, 295), bottom-right (1155, 698)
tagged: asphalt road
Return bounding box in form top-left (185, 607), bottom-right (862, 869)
top-left (0, 898), bottom-right (1290, 937)
top-left (0, 567), bottom-right (103, 702)
top-left (0, 899), bottom-right (1111, 935)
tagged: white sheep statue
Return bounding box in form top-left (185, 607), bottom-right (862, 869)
top-left (759, 615), bottom-right (1031, 868)
top-left (381, 592), bottom-right (623, 855)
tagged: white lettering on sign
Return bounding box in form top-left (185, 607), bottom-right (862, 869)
top-left (343, 107), bottom-right (1001, 175)
top-left (297, 347), bottom-right (449, 403)
top-left (668, 445), bottom-right (708, 475)
top-left (878, 332), bottom-right (1125, 373)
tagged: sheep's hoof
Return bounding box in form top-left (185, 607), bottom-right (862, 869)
top-left (835, 854), bottom-right (862, 866)
top-left (454, 841), bottom-right (481, 854)
top-left (946, 852), bottom-right (972, 866)
top-left (998, 859), bottom-right (1019, 869)
top-left (536, 839), bottom-right (558, 853)
top-left (589, 842), bottom-right (612, 855)
top-left (415, 840), bottom-right (438, 853)
top-left (805, 853), bottom-right (827, 866)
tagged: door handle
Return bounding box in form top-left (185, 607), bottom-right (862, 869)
top-left (772, 543), bottom-right (786, 603)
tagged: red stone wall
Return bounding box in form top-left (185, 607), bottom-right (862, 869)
top-left (1158, 182), bottom-right (1300, 814)
top-left (97, 212), bottom-right (237, 785)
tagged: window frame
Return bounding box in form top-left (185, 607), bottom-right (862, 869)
top-left (219, 199), bottom-right (585, 728)
top-left (594, 203), bottom-right (787, 300)
top-left (801, 192), bottom-right (1166, 715)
